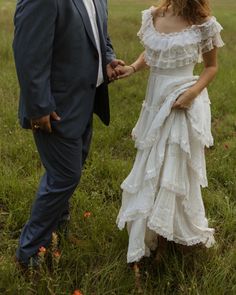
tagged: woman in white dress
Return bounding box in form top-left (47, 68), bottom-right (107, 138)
top-left (116, 0), bottom-right (224, 264)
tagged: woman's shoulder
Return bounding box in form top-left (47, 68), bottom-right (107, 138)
top-left (194, 16), bottom-right (223, 31)
top-left (139, 5), bottom-right (165, 27)
top-left (195, 16), bottom-right (225, 54)
top-left (193, 16), bottom-right (224, 41)
top-left (138, 6), bottom-right (156, 31)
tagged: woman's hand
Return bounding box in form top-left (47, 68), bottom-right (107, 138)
top-left (117, 65), bottom-right (136, 79)
top-left (112, 51), bottom-right (147, 80)
top-left (172, 89), bottom-right (197, 110)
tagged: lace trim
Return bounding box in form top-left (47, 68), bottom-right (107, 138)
top-left (127, 247), bottom-right (150, 263)
top-left (117, 209), bottom-right (151, 230)
top-left (187, 115), bottom-right (214, 148)
top-left (199, 35), bottom-right (225, 60)
top-left (120, 152), bottom-right (208, 196)
top-left (138, 8), bottom-right (201, 47)
top-left (125, 222), bottom-right (215, 262)
top-left (187, 160), bottom-right (208, 187)
top-left (138, 7), bottom-right (224, 68)
top-left (200, 17), bottom-right (224, 40)
top-left (144, 50), bottom-right (201, 69)
top-left (138, 7), bottom-right (224, 46)
top-left (161, 180), bottom-right (187, 196)
top-left (117, 184), bottom-right (209, 232)
top-left (147, 222), bottom-right (215, 248)
top-left (121, 171), bottom-right (159, 194)
top-left (168, 135), bottom-right (191, 155)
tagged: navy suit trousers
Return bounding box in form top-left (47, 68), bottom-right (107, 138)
top-left (16, 119), bottom-right (92, 265)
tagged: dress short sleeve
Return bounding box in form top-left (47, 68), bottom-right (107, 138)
top-left (137, 7), bottom-right (153, 40)
top-left (199, 17), bottom-right (225, 54)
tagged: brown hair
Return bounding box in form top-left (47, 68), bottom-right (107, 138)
top-left (158, 0), bottom-right (211, 24)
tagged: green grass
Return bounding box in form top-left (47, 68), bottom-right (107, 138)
top-left (0, 0), bottom-right (236, 294)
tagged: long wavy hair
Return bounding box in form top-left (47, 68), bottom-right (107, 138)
top-left (158, 0), bottom-right (211, 24)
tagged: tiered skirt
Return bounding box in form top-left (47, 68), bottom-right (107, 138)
top-left (117, 68), bottom-right (215, 263)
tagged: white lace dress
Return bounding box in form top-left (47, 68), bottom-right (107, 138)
top-left (116, 7), bottom-right (224, 263)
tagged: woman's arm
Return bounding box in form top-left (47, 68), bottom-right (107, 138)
top-left (117, 51), bottom-right (148, 79)
top-left (172, 48), bottom-right (218, 109)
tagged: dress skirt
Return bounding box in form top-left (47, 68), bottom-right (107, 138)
top-left (116, 64), bottom-right (215, 263)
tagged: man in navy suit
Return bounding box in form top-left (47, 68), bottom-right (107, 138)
top-left (13, 0), bottom-right (124, 267)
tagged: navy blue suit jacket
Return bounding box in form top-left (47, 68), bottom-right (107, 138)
top-left (13, 0), bottom-right (116, 138)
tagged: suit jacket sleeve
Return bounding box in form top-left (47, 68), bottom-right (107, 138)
top-left (13, 0), bottom-right (57, 119)
top-left (106, 35), bottom-right (116, 64)
top-left (104, 0), bottom-right (116, 64)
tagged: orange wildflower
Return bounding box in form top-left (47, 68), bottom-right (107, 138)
top-left (53, 250), bottom-right (61, 258)
top-left (73, 290), bottom-right (83, 295)
top-left (83, 211), bottom-right (91, 218)
top-left (38, 246), bottom-right (47, 258)
top-left (38, 246), bottom-right (46, 253)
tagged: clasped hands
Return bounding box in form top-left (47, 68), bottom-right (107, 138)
top-left (106, 59), bottom-right (136, 81)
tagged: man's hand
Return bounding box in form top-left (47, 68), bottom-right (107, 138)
top-left (106, 59), bottom-right (125, 81)
top-left (31, 111), bottom-right (61, 133)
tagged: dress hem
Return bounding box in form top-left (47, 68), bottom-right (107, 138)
top-left (126, 224), bottom-right (215, 263)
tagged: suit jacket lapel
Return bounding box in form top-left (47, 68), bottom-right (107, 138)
top-left (72, 0), bottom-right (97, 50)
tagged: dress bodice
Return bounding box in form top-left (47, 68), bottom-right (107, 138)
top-left (138, 7), bottom-right (224, 69)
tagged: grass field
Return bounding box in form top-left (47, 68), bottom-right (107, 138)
top-left (0, 0), bottom-right (235, 294)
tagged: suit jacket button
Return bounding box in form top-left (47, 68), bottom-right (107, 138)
top-left (91, 83), bottom-right (95, 89)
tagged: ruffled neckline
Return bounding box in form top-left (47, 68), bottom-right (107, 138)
top-left (148, 6), bottom-right (217, 38)
top-left (137, 6), bottom-right (224, 69)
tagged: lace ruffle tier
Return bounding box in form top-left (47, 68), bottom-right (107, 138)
top-left (117, 76), bottom-right (216, 263)
top-left (138, 7), bottom-right (225, 68)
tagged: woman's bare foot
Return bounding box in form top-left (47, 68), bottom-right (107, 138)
top-left (132, 262), bottom-right (143, 294)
